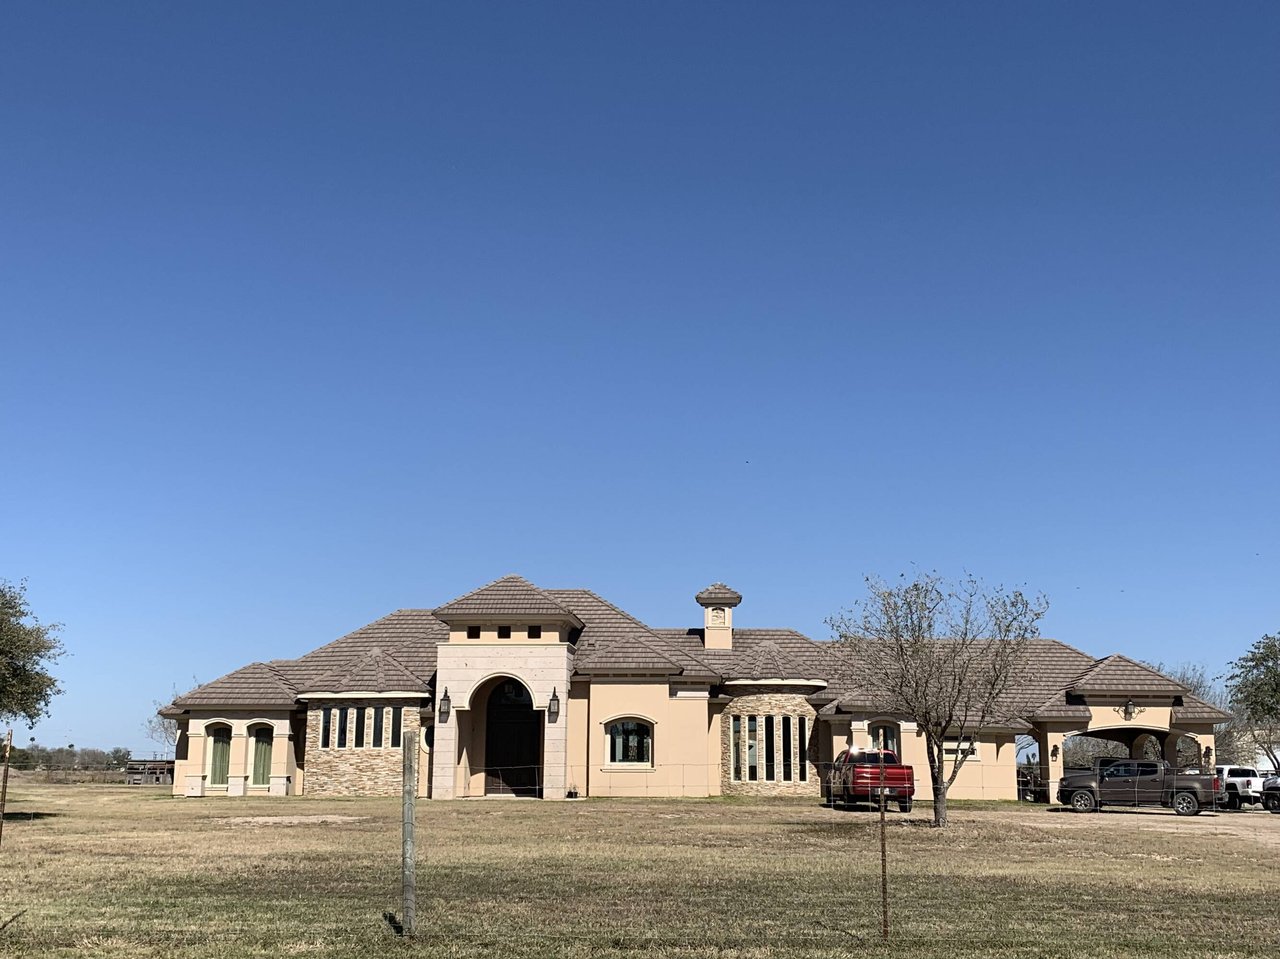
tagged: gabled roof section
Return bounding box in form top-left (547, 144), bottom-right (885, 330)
top-left (287, 609), bottom-right (444, 689)
top-left (1171, 695), bottom-right (1233, 724)
top-left (547, 589), bottom-right (719, 680)
top-left (173, 662), bottom-right (298, 708)
top-left (1068, 655), bottom-right (1188, 695)
top-left (299, 648), bottom-right (428, 694)
top-left (649, 628), bottom-right (835, 683)
top-left (433, 574), bottom-right (583, 625)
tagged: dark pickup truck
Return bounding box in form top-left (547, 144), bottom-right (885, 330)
top-left (827, 749), bottom-right (915, 812)
top-left (1057, 759), bottom-right (1221, 816)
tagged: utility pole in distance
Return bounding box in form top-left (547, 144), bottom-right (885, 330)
top-left (401, 731), bottom-right (417, 936)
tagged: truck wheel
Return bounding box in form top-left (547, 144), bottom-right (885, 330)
top-left (1223, 793), bottom-right (1240, 811)
top-left (1069, 790), bottom-right (1097, 813)
top-left (1263, 794), bottom-right (1280, 813)
top-left (898, 799), bottom-right (913, 813)
top-left (1173, 792), bottom-right (1201, 816)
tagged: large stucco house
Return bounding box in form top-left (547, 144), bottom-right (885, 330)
top-left (162, 575), bottom-right (1229, 802)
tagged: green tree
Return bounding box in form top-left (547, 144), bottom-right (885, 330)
top-left (0, 579), bottom-right (66, 725)
top-left (1227, 633), bottom-right (1280, 769)
top-left (108, 747), bottom-right (132, 768)
top-left (829, 571), bottom-right (1048, 827)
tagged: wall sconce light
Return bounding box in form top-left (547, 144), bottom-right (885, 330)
top-left (1203, 745), bottom-right (1213, 764)
top-left (1050, 744), bottom-right (1060, 761)
top-left (438, 688), bottom-right (451, 725)
top-left (547, 687), bottom-right (560, 724)
top-left (1123, 699), bottom-right (1136, 721)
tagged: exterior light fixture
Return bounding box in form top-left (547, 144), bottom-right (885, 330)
top-left (1203, 745), bottom-right (1213, 764)
top-left (1123, 699), bottom-right (1136, 721)
top-left (438, 688), bottom-right (451, 725)
top-left (547, 687), bottom-right (560, 724)
top-left (1050, 744), bottom-right (1060, 761)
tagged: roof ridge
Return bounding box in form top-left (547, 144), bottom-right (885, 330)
top-left (434, 574), bottom-right (578, 620)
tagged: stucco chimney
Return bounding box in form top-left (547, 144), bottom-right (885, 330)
top-left (695, 583), bottom-right (742, 650)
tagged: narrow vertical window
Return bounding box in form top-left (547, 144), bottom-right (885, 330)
top-left (782, 715), bottom-right (793, 781)
top-left (747, 715), bottom-right (758, 781)
top-left (765, 715), bottom-right (776, 781)
top-left (373, 706), bottom-right (384, 748)
top-left (209, 726), bottom-right (231, 786)
top-left (391, 706), bottom-right (403, 748)
top-left (355, 707), bottom-right (366, 748)
top-left (251, 727), bottom-right (273, 786)
top-left (337, 707), bottom-right (349, 748)
top-left (798, 716), bottom-right (808, 782)
top-left (321, 707), bottom-right (332, 748)
top-left (731, 715), bottom-right (742, 781)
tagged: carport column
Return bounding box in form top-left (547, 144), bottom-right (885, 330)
top-left (431, 717), bottom-right (458, 800)
top-left (1162, 733), bottom-right (1181, 766)
top-left (543, 703), bottom-right (567, 800)
top-left (1035, 725), bottom-right (1065, 803)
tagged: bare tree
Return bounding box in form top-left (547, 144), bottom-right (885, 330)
top-left (143, 683), bottom-right (193, 758)
top-left (142, 705), bottom-right (178, 757)
top-left (829, 572), bottom-right (1048, 827)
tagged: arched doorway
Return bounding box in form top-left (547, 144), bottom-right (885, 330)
top-left (484, 678), bottom-right (542, 797)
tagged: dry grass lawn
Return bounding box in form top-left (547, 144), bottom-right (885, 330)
top-left (1, 783), bottom-right (1277, 958)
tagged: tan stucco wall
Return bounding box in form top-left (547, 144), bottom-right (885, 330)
top-left (586, 681), bottom-right (717, 797)
top-left (173, 709), bottom-right (299, 797)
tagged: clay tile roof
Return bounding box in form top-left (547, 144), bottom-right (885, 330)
top-left (1172, 695), bottom-right (1233, 724)
top-left (547, 589), bottom-right (719, 679)
top-left (299, 647), bottom-right (427, 694)
top-left (433, 574), bottom-right (582, 623)
top-left (172, 662), bottom-right (298, 708)
top-left (695, 583), bottom-right (742, 607)
top-left (1068, 655), bottom-right (1189, 695)
top-left (650, 628), bottom-right (835, 683)
top-left (741, 641), bottom-right (785, 680)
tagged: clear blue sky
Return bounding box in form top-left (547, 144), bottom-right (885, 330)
top-left (2, 3), bottom-right (1276, 755)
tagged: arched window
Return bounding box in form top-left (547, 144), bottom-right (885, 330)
top-left (868, 721), bottom-right (900, 755)
top-left (710, 607), bottom-right (726, 626)
top-left (249, 725), bottom-right (273, 786)
top-left (207, 725), bottom-right (232, 787)
top-left (606, 720), bottom-right (653, 765)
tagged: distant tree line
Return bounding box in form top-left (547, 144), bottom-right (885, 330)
top-left (6, 742), bottom-right (132, 771)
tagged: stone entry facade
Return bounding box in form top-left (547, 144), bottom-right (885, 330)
top-left (303, 699), bottom-right (425, 796)
top-left (720, 687), bottom-right (819, 797)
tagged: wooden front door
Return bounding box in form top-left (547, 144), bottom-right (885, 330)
top-left (485, 680), bottom-right (542, 797)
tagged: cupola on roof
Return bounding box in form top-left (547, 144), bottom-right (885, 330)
top-left (695, 583), bottom-right (742, 608)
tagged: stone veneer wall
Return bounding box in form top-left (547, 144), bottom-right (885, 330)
top-left (304, 699), bottom-right (425, 796)
top-left (720, 688), bottom-right (819, 796)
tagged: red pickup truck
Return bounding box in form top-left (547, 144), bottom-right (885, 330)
top-left (827, 749), bottom-right (915, 812)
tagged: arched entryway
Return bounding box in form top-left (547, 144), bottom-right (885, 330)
top-left (484, 678), bottom-right (543, 797)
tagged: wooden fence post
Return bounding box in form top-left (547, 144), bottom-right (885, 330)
top-left (401, 732), bottom-right (417, 936)
top-left (0, 729), bottom-right (13, 850)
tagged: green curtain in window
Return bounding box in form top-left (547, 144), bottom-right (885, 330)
top-left (252, 728), bottom-right (273, 785)
top-left (209, 728), bottom-right (231, 786)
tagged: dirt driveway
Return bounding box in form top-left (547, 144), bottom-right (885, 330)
top-left (974, 803), bottom-right (1280, 850)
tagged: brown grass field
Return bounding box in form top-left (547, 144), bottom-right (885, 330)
top-left (1, 782), bottom-right (1277, 958)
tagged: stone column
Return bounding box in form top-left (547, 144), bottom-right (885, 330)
top-left (543, 707), bottom-right (567, 800)
top-left (431, 718), bottom-right (458, 799)
top-left (227, 731), bottom-right (249, 796)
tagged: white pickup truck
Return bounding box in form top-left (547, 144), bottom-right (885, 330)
top-left (1216, 765), bottom-right (1267, 810)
